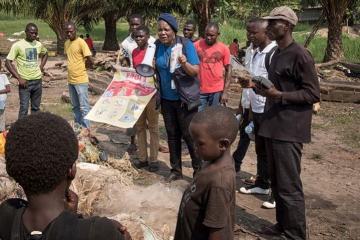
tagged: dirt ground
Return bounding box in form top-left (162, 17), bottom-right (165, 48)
top-left (2, 58), bottom-right (360, 240)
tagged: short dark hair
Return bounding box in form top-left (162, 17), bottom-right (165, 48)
top-left (205, 22), bottom-right (219, 32)
top-left (5, 112), bottom-right (78, 196)
top-left (233, 38), bottom-right (238, 42)
top-left (64, 21), bottom-right (76, 30)
top-left (25, 23), bottom-right (37, 32)
top-left (247, 17), bottom-right (268, 26)
top-left (86, 33), bottom-right (90, 38)
top-left (128, 13), bottom-right (144, 23)
top-left (185, 20), bottom-right (196, 29)
top-left (191, 106), bottom-right (238, 144)
top-left (135, 25), bottom-right (150, 35)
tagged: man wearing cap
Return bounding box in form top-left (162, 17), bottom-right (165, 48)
top-left (256, 6), bottom-right (320, 240)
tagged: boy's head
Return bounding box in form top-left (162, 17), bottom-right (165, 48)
top-left (134, 25), bottom-right (150, 49)
top-left (5, 112), bottom-right (78, 196)
top-left (189, 106), bottom-right (238, 161)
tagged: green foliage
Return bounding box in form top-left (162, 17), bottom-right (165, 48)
top-left (218, 23), bottom-right (247, 47)
top-left (213, 0), bottom-right (301, 23)
top-left (0, 17), bottom-right (128, 42)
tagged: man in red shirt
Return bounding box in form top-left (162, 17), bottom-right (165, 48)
top-left (85, 33), bottom-right (96, 56)
top-left (229, 38), bottom-right (239, 58)
top-left (195, 22), bottom-right (231, 111)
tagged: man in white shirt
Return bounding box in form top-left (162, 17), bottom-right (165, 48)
top-left (120, 14), bottom-right (156, 68)
top-left (237, 18), bottom-right (277, 209)
top-left (232, 21), bottom-right (257, 174)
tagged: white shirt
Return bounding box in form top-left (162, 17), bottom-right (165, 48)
top-left (249, 41), bottom-right (277, 113)
top-left (241, 44), bottom-right (255, 109)
top-left (121, 35), bottom-right (156, 67)
top-left (0, 74), bottom-right (10, 109)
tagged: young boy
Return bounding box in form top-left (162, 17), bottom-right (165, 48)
top-left (174, 106), bottom-right (238, 240)
top-left (0, 112), bottom-right (130, 240)
top-left (0, 60), bottom-right (11, 132)
top-left (131, 26), bottom-right (160, 172)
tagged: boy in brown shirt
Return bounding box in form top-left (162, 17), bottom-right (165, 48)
top-left (174, 106), bottom-right (237, 240)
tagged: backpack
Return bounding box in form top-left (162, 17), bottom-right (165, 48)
top-left (155, 36), bottom-right (200, 111)
top-left (1, 199), bottom-right (95, 240)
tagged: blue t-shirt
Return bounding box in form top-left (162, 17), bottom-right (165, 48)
top-left (155, 39), bottom-right (200, 101)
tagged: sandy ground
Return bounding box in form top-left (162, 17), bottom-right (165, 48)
top-left (2, 58), bottom-right (360, 240)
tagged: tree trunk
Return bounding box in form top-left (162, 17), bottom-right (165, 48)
top-left (56, 34), bottom-right (65, 55)
top-left (323, 13), bottom-right (344, 61)
top-left (321, 0), bottom-right (351, 62)
top-left (102, 12), bottom-right (120, 51)
top-left (48, 23), bottom-right (66, 55)
top-left (191, 0), bottom-right (216, 38)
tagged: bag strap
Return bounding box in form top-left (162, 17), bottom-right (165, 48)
top-left (10, 206), bottom-right (26, 240)
top-left (265, 46), bottom-right (277, 72)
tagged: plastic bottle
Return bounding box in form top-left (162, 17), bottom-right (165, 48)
top-left (245, 121), bottom-right (255, 141)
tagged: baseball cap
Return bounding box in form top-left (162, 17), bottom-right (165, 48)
top-left (262, 6), bottom-right (298, 26)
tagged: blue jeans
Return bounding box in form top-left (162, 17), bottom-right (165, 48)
top-left (68, 83), bottom-right (90, 128)
top-left (18, 79), bottom-right (42, 119)
top-left (198, 91), bottom-right (222, 112)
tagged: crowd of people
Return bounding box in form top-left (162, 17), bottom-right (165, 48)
top-left (0, 5), bottom-right (320, 240)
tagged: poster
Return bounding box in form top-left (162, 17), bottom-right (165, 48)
top-left (85, 67), bottom-right (156, 128)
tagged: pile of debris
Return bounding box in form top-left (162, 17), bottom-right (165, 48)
top-left (317, 61), bottom-right (360, 103)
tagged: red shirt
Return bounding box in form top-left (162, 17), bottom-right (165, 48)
top-left (132, 48), bottom-right (146, 68)
top-left (195, 39), bottom-right (231, 94)
top-left (85, 38), bottom-right (94, 49)
top-left (229, 42), bottom-right (239, 56)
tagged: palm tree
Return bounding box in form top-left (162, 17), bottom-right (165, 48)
top-left (31, 0), bottom-right (105, 54)
top-left (319, 0), bottom-right (354, 61)
top-left (0, 0), bottom-right (104, 54)
top-left (101, 0), bottom-right (184, 51)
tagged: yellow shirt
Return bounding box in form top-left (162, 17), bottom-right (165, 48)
top-left (64, 38), bottom-right (92, 84)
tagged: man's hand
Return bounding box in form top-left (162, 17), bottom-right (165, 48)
top-left (111, 220), bottom-right (132, 240)
top-left (178, 55), bottom-right (187, 66)
top-left (18, 78), bottom-right (28, 89)
top-left (220, 91), bottom-right (228, 104)
top-left (256, 85), bottom-right (282, 99)
top-left (236, 105), bottom-right (243, 115)
top-left (64, 189), bottom-right (79, 213)
top-left (232, 69), bottom-right (253, 88)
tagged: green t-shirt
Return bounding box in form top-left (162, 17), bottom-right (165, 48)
top-left (6, 39), bottom-right (47, 80)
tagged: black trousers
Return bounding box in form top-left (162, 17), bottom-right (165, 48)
top-left (232, 108), bottom-right (250, 172)
top-left (265, 138), bottom-right (306, 240)
top-left (161, 99), bottom-right (201, 175)
top-left (253, 112), bottom-right (270, 189)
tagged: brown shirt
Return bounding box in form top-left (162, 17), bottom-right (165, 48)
top-left (174, 165), bottom-right (236, 240)
top-left (258, 42), bottom-right (320, 143)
